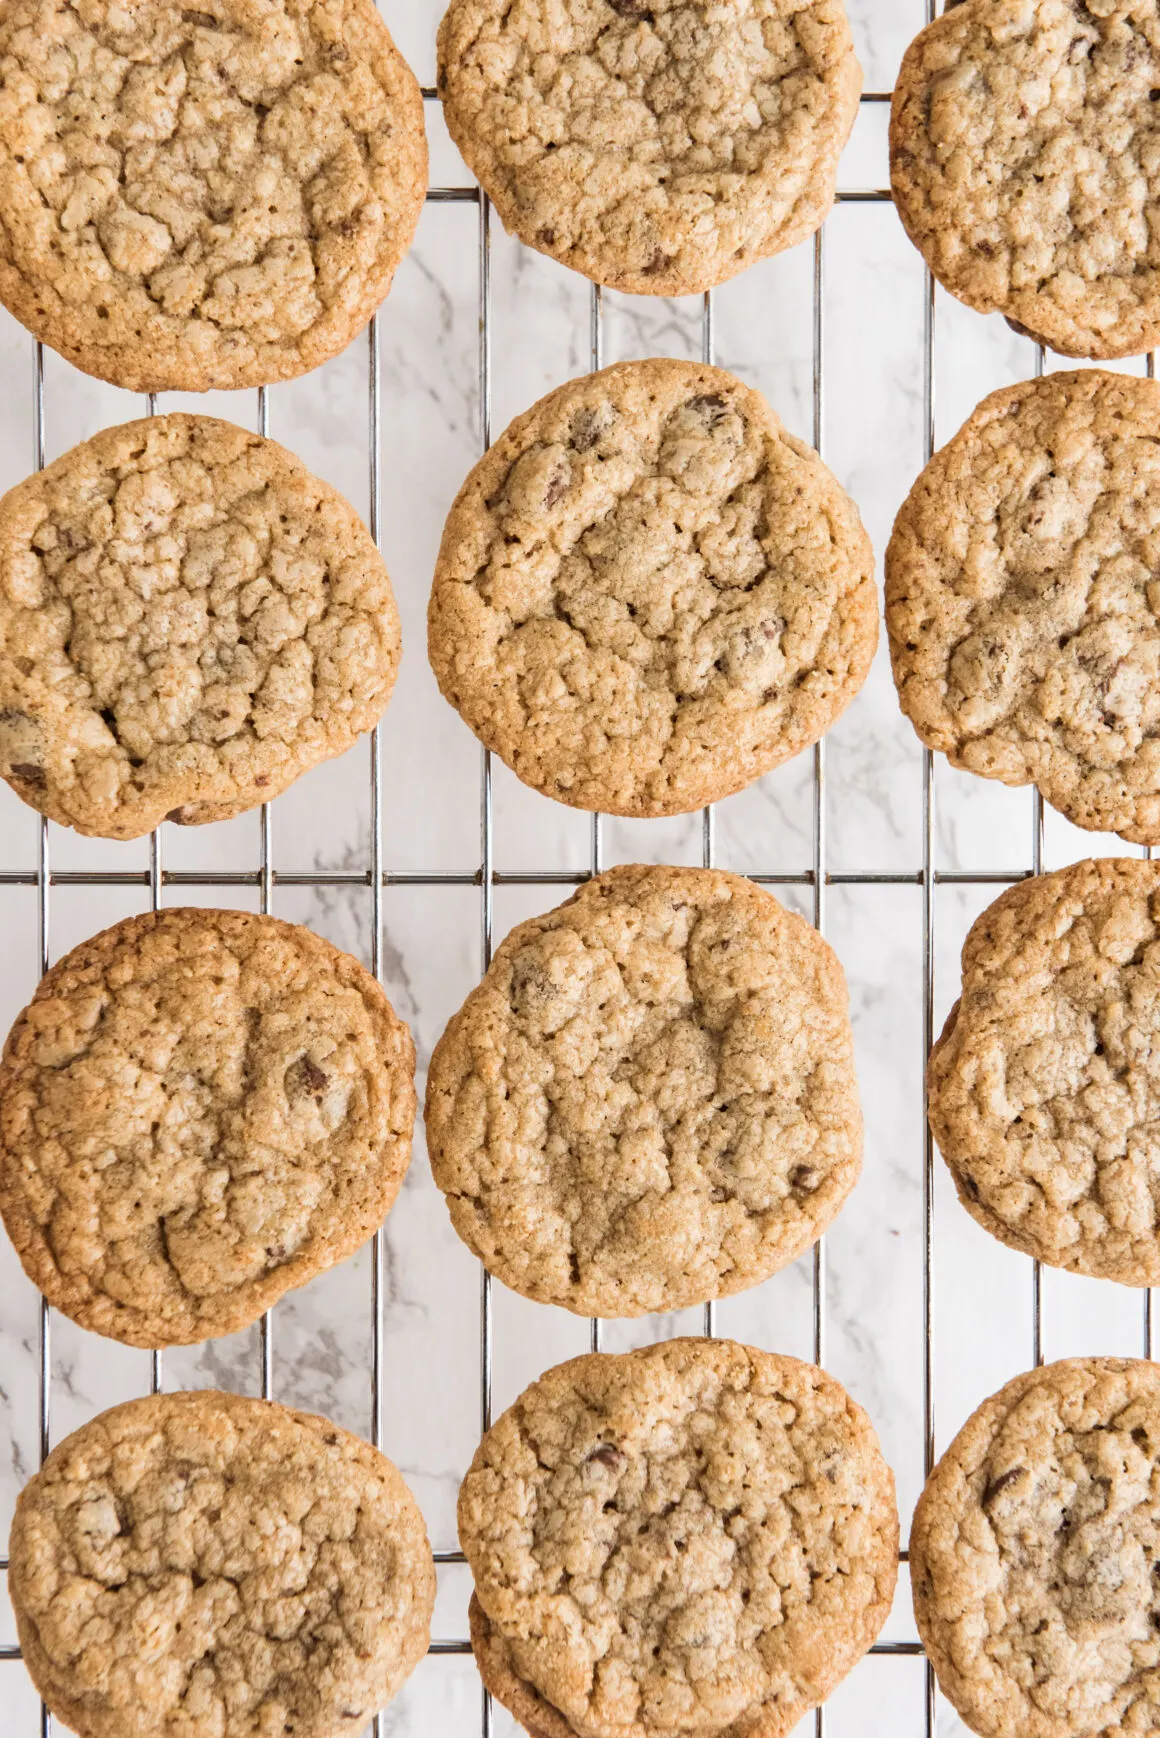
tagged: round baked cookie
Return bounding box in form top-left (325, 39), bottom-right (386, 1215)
top-left (0, 413), bottom-right (401, 839)
top-left (459, 1338), bottom-right (898, 1738)
top-left (437, 0), bottom-right (861, 298)
top-left (0, 0), bottom-right (427, 392)
top-left (929, 858), bottom-right (1160, 1286)
top-left (891, 0), bottom-right (1160, 360)
top-left (0, 907), bottom-right (415, 1347)
top-left (911, 1356), bottom-right (1160, 1738)
top-left (886, 369), bottom-right (1160, 844)
top-left (428, 360), bottom-right (877, 817)
top-left (8, 1389), bottom-right (435, 1738)
top-left (425, 863), bottom-right (862, 1317)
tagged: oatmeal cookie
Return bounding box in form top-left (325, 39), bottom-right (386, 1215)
top-left (459, 1337), bottom-right (898, 1738)
top-left (425, 863), bottom-right (862, 1317)
top-left (0, 907), bottom-right (416, 1347)
top-left (428, 359), bottom-right (877, 818)
top-left (891, 0), bottom-right (1160, 360)
top-left (0, 0), bottom-right (427, 391)
top-left (436, 0), bottom-right (860, 297)
top-left (929, 858), bottom-right (1160, 1286)
top-left (8, 1389), bottom-right (435, 1738)
top-left (0, 413), bottom-right (401, 839)
top-left (886, 370), bottom-right (1160, 843)
top-left (911, 1357), bottom-right (1160, 1738)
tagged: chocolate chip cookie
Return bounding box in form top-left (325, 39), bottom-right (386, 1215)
top-left (428, 360), bottom-right (877, 817)
top-left (929, 858), bottom-right (1160, 1287)
top-left (911, 1356), bottom-right (1160, 1738)
top-left (0, 0), bottom-right (427, 391)
top-left (425, 863), bottom-right (862, 1317)
top-left (8, 1389), bottom-right (435, 1738)
top-left (0, 907), bottom-right (415, 1347)
top-left (891, 0), bottom-right (1160, 359)
top-left (437, 1), bottom-right (861, 296)
top-left (886, 369), bottom-right (1160, 844)
top-left (460, 1337), bottom-right (898, 1738)
top-left (0, 413), bottom-right (401, 839)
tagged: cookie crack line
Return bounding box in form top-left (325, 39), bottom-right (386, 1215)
top-left (0, 0), bottom-right (427, 391)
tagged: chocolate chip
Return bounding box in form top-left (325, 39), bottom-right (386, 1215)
top-left (642, 248), bottom-right (672, 276)
top-left (790, 1165), bottom-right (817, 1192)
top-left (9, 763), bottom-right (45, 787)
top-left (166, 807), bottom-right (191, 824)
top-left (688, 393), bottom-right (726, 417)
top-left (289, 1055), bottom-right (328, 1097)
top-left (982, 1466), bottom-right (1023, 1505)
top-left (571, 406), bottom-right (611, 452)
top-left (607, 0), bottom-right (654, 18)
top-left (959, 1172), bottom-right (981, 1203)
top-left (544, 466), bottom-right (569, 508)
top-left (588, 1443), bottom-right (623, 1468)
top-left (537, 226), bottom-right (557, 246)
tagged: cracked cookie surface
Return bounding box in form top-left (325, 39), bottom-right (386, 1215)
top-left (886, 370), bottom-right (1160, 844)
top-left (0, 907), bottom-right (416, 1347)
top-left (428, 360), bottom-right (877, 817)
top-left (929, 858), bottom-right (1160, 1286)
top-left (890, 0), bottom-right (1160, 359)
top-left (8, 1389), bottom-right (435, 1738)
top-left (459, 1337), bottom-right (898, 1738)
top-left (0, 0), bottom-right (426, 391)
top-left (437, 0), bottom-right (860, 297)
top-left (0, 413), bottom-right (401, 839)
top-left (425, 864), bottom-right (862, 1317)
top-left (911, 1357), bottom-right (1160, 1738)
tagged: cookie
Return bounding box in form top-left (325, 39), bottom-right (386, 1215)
top-left (890, 0), bottom-right (1160, 360)
top-left (0, 907), bottom-right (415, 1347)
top-left (0, 412), bottom-right (401, 839)
top-left (459, 1337), bottom-right (898, 1738)
top-left (425, 863), bottom-right (862, 1317)
top-left (428, 360), bottom-right (877, 818)
top-left (8, 1389), bottom-right (435, 1738)
top-left (886, 369), bottom-right (1160, 844)
top-left (929, 858), bottom-right (1160, 1286)
top-left (437, 0), bottom-right (860, 298)
top-left (911, 1356), bottom-right (1160, 1738)
top-left (0, 0), bottom-right (427, 392)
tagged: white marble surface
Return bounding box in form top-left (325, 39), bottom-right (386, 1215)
top-left (1, 4), bottom-right (1157, 1735)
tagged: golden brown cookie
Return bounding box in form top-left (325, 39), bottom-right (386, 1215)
top-left (8, 1390), bottom-right (435, 1738)
top-left (459, 1337), bottom-right (898, 1738)
top-left (425, 864), bottom-right (862, 1317)
top-left (929, 858), bottom-right (1160, 1287)
top-left (891, 0), bottom-right (1160, 360)
top-left (437, 0), bottom-right (860, 297)
top-left (0, 413), bottom-right (401, 839)
top-left (428, 360), bottom-right (877, 817)
top-left (0, 0), bottom-right (427, 391)
top-left (886, 370), bottom-right (1160, 844)
top-left (0, 908), bottom-right (415, 1347)
top-left (911, 1357), bottom-right (1160, 1738)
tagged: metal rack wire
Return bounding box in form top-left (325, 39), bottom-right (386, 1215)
top-left (9, 13), bottom-right (1155, 1738)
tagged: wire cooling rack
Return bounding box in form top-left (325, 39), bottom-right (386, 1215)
top-left (5, 5), bottom-right (1158, 1737)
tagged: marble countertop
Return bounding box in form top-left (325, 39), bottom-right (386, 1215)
top-left (1, 4), bottom-right (1155, 1735)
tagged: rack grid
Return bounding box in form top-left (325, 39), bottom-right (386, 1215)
top-left (5, 7), bottom-right (1155, 1737)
